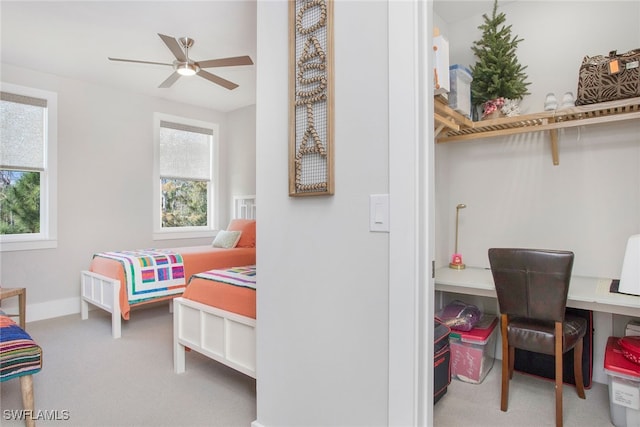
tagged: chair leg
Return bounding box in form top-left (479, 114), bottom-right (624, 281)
top-left (500, 314), bottom-right (510, 412)
top-left (573, 337), bottom-right (586, 399)
top-left (19, 375), bottom-right (35, 427)
top-left (508, 346), bottom-right (515, 379)
top-left (555, 322), bottom-right (563, 427)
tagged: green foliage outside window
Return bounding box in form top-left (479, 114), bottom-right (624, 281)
top-left (0, 170), bottom-right (41, 234)
top-left (161, 178), bottom-right (207, 228)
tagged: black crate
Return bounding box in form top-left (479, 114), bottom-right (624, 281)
top-left (434, 319), bottom-right (451, 403)
top-left (513, 307), bottom-right (594, 388)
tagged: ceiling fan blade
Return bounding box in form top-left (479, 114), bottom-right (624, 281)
top-left (108, 57), bottom-right (173, 66)
top-left (158, 33), bottom-right (186, 62)
top-left (197, 70), bottom-right (239, 90)
top-left (197, 56), bottom-right (254, 69)
top-left (159, 72), bottom-right (181, 88)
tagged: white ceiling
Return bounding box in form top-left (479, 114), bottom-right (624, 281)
top-left (1, 1), bottom-right (257, 113)
top-left (0, 1), bottom-right (519, 112)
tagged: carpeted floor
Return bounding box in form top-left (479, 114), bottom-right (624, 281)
top-left (0, 304), bottom-right (256, 427)
top-left (433, 354), bottom-right (615, 427)
top-left (1, 303), bottom-right (619, 427)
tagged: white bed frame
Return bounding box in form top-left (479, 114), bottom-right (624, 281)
top-left (80, 195), bottom-right (256, 339)
top-left (174, 195), bottom-right (257, 377)
top-left (173, 297), bottom-right (256, 378)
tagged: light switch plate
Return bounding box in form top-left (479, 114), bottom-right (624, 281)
top-left (370, 194), bottom-right (389, 232)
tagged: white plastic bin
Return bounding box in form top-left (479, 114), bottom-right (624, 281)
top-left (448, 65), bottom-right (473, 118)
top-left (604, 337), bottom-right (640, 427)
top-left (449, 316), bottom-right (498, 384)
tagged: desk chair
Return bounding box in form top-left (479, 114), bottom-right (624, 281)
top-left (488, 248), bottom-right (586, 427)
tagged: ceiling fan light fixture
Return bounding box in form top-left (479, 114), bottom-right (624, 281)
top-left (109, 34), bottom-right (250, 89)
top-left (176, 62), bottom-right (199, 76)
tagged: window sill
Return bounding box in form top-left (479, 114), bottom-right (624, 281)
top-left (0, 239), bottom-right (58, 252)
top-left (153, 230), bottom-right (217, 241)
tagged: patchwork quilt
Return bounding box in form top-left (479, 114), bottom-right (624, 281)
top-left (94, 249), bottom-right (186, 303)
top-left (191, 265), bottom-right (257, 290)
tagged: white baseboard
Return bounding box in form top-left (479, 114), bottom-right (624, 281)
top-left (250, 420), bottom-right (264, 427)
top-left (25, 296), bottom-right (81, 323)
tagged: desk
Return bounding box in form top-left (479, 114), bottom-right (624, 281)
top-left (435, 267), bottom-right (640, 317)
top-left (0, 287), bottom-right (26, 329)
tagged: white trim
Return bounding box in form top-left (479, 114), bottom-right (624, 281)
top-left (0, 82), bottom-right (58, 252)
top-left (152, 112), bottom-right (220, 240)
top-left (152, 229), bottom-right (216, 241)
top-left (419, 0), bottom-right (436, 423)
top-left (0, 239), bottom-right (57, 252)
top-left (19, 297), bottom-right (80, 323)
top-left (388, 1), bottom-right (432, 426)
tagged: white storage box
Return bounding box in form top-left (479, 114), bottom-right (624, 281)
top-left (448, 65), bottom-right (473, 118)
top-left (449, 316), bottom-right (498, 384)
top-left (604, 337), bottom-right (640, 427)
top-left (627, 320), bottom-right (640, 337)
top-left (433, 35), bottom-right (450, 95)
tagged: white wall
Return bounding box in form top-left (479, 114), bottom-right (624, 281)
top-left (0, 63), bottom-right (256, 320)
top-left (255, 1), bottom-right (391, 426)
top-left (435, 1), bottom-right (640, 273)
top-left (227, 104), bottom-right (257, 212)
top-left (434, 1), bottom-right (640, 384)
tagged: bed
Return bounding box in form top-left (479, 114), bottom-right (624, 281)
top-left (173, 265), bottom-right (256, 378)
top-left (80, 195), bottom-right (256, 338)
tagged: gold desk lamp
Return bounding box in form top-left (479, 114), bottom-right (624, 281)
top-left (449, 203), bottom-right (467, 270)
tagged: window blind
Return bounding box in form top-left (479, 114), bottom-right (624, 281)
top-left (0, 91), bottom-right (47, 171)
top-left (159, 121), bottom-right (213, 181)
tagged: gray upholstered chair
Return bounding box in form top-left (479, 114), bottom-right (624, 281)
top-left (488, 248), bottom-right (586, 427)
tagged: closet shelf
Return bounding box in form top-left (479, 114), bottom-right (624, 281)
top-left (434, 96), bottom-right (640, 165)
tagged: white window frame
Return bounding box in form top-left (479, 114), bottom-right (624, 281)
top-left (0, 83), bottom-right (57, 252)
top-left (152, 113), bottom-right (219, 240)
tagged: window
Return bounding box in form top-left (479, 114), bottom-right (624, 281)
top-left (153, 113), bottom-right (218, 240)
top-left (0, 83), bottom-right (57, 251)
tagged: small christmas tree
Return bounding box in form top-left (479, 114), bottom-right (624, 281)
top-left (470, 0), bottom-right (530, 111)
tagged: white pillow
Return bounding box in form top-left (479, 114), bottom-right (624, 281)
top-left (212, 230), bottom-right (242, 248)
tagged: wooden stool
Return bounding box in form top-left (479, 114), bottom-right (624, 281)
top-left (0, 287), bottom-right (26, 330)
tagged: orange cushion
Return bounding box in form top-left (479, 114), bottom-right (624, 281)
top-left (227, 219), bottom-right (256, 248)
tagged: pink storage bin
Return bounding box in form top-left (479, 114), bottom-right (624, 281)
top-left (450, 316), bottom-right (498, 384)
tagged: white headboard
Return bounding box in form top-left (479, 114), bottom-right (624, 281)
top-left (233, 195), bottom-right (256, 220)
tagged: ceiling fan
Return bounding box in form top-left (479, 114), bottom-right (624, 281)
top-left (108, 33), bottom-right (253, 90)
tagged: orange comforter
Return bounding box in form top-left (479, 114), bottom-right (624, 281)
top-left (89, 246), bottom-right (256, 320)
top-left (182, 272), bottom-right (256, 319)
